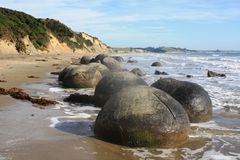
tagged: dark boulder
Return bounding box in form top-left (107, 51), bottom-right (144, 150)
top-left (95, 54), bottom-right (109, 63)
top-left (80, 55), bottom-right (92, 64)
top-left (151, 78), bottom-right (212, 123)
top-left (207, 70), bottom-right (226, 77)
top-left (94, 71), bottom-right (147, 107)
top-left (131, 68), bottom-right (145, 76)
top-left (94, 86), bottom-right (190, 147)
top-left (155, 70), bottom-right (168, 75)
top-left (186, 75), bottom-right (193, 78)
top-left (151, 62), bottom-right (162, 67)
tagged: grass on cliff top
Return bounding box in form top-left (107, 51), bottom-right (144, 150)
top-left (0, 7), bottom-right (93, 51)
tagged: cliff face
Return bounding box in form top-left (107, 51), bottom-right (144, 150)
top-left (0, 7), bottom-right (111, 54)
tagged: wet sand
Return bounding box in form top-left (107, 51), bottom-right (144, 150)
top-left (0, 53), bottom-right (136, 160)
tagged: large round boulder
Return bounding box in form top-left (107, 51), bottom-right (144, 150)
top-left (62, 63), bottom-right (109, 88)
top-left (151, 78), bottom-right (212, 123)
top-left (95, 54), bottom-right (109, 63)
top-left (58, 65), bottom-right (78, 81)
top-left (80, 55), bottom-right (92, 64)
top-left (94, 71), bottom-right (147, 107)
top-left (102, 57), bottom-right (122, 71)
top-left (94, 86), bottom-right (190, 147)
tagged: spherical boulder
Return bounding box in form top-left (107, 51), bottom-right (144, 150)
top-left (131, 68), bottom-right (144, 76)
top-left (151, 62), bottom-right (162, 67)
top-left (151, 78), bottom-right (212, 123)
top-left (95, 54), bottom-right (109, 63)
top-left (94, 71), bottom-right (147, 107)
top-left (102, 57), bottom-right (122, 71)
top-left (58, 65), bottom-right (78, 81)
top-left (62, 63), bottom-right (109, 88)
top-left (80, 55), bottom-right (92, 64)
top-left (94, 86), bottom-right (190, 147)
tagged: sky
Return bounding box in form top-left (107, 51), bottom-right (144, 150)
top-left (1, 0), bottom-right (240, 50)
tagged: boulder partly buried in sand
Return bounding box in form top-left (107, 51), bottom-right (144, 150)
top-left (61, 63), bottom-right (109, 88)
top-left (94, 86), bottom-right (190, 147)
top-left (151, 61), bottom-right (162, 67)
top-left (94, 71), bottom-right (147, 107)
top-left (151, 78), bottom-right (212, 123)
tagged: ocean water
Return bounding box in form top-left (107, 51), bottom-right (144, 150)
top-left (22, 51), bottom-right (240, 160)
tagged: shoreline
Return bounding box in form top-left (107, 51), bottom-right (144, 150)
top-left (0, 53), bottom-right (136, 160)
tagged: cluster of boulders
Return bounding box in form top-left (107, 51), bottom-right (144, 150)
top-left (58, 54), bottom-right (123, 88)
top-left (59, 54), bottom-right (213, 147)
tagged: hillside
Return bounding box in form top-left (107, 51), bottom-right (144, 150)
top-left (113, 47), bottom-right (195, 53)
top-left (0, 7), bottom-right (111, 54)
top-left (142, 47), bottom-right (195, 53)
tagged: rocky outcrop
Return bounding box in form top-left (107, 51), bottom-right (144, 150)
top-left (151, 78), bottom-right (212, 123)
top-left (155, 71), bottom-right (168, 75)
top-left (94, 86), bottom-right (190, 147)
top-left (207, 70), bottom-right (226, 77)
top-left (94, 71), bottom-right (147, 107)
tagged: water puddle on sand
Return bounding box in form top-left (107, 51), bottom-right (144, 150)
top-left (6, 52), bottom-right (239, 159)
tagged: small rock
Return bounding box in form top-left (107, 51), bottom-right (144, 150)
top-left (127, 60), bottom-right (138, 63)
top-left (207, 70), bottom-right (226, 77)
top-left (186, 75), bottom-right (193, 78)
top-left (155, 70), bottom-right (168, 75)
top-left (151, 62), bottom-right (162, 67)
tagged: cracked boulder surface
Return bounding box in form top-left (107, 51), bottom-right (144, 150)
top-left (151, 78), bottom-right (212, 123)
top-left (94, 71), bottom-right (148, 107)
top-left (94, 86), bottom-right (190, 147)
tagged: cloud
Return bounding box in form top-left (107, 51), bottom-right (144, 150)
top-left (1, 0), bottom-right (240, 49)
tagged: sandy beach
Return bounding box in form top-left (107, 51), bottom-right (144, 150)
top-left (0, 53), bottom-right (136, 160)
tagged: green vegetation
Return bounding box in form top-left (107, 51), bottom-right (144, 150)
top-left (0, 7), bottom-right (94, 52)
top-left (143, 47), bottom-right (194, 53)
